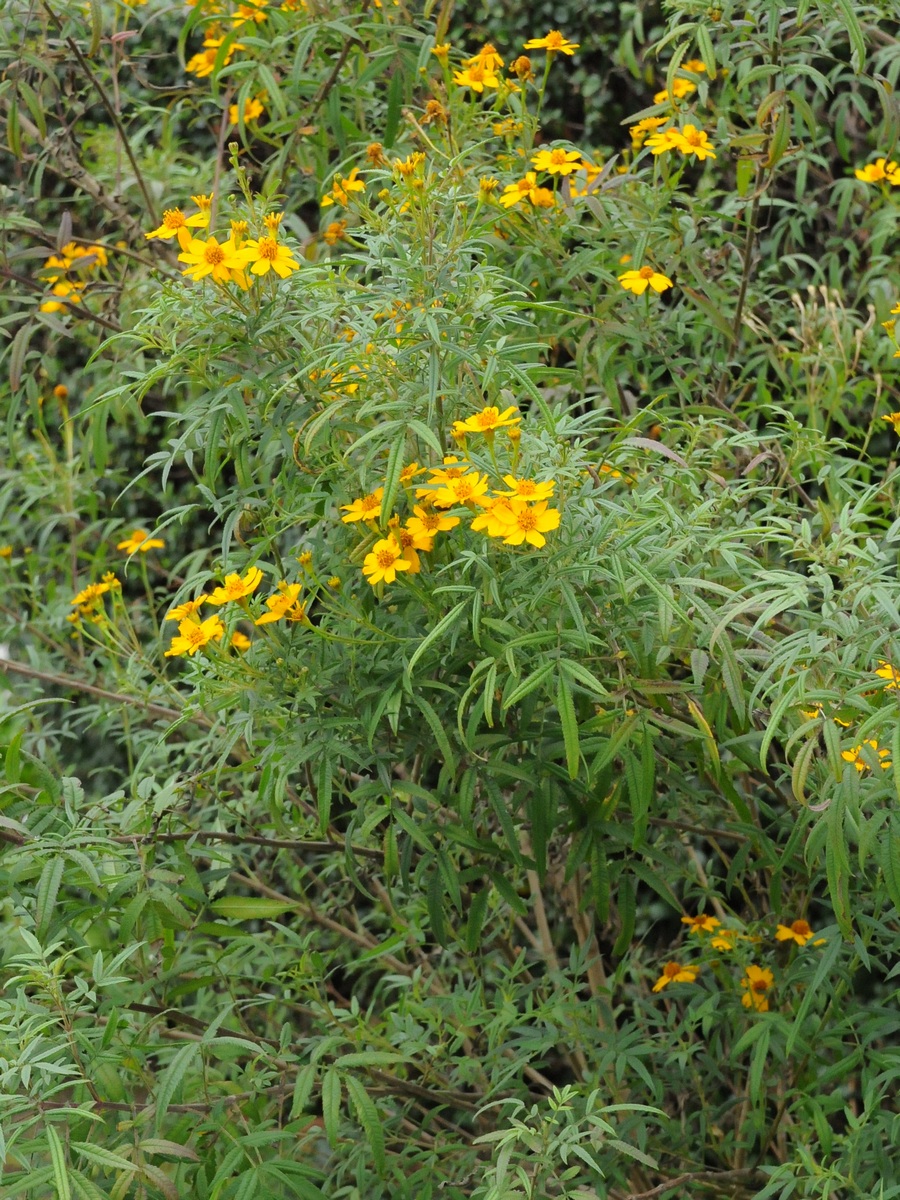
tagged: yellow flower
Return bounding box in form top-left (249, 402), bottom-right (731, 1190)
top-left (71, 581), bottom-right (110, 607)
top-left (164, 614), bottom-right (225, 657)
top-left (681, 913), bottom-right (721, 934)
top-left (365, 142), bottom-right (387, 166)
top-left (855, 158), bottom-right (900, 184)
top-left (630, 116), bottom-right (667, 147)
top-left (207, 566), bottom-right (264, 605)
top-left (470, 497), bottom-right (514, 539)
top-left (406, 505), bottom-right (460, 540)
top-left (523, 30), bottom-right (579, 55)
top-left (881, 412), bottom-right (900, 434)
top-left (399, 462), bottom-right (424, 485)
top-left (229, 96), bottom-right (264, 125)
top-left (680, 58), bottom-right (707, 74)
top-left (431, 472), bottom-right (491, 510)
top-left (875, 660), bottom-right (900, 688)
top-left (431, 42), bottom-right (451, 63)
top-left (40, 281), bottom-right (85, 313)
top-left (654, 78), bottom-right (696, 102)
top-left (393, 525), bottom-right (424, 572)
top-left (327, 576), bottom-right (341, 589)
top-left (145, 208), bottom-right (191, 245)
top-left (117, 528), bottom-right (164, 554)
top-left (652, 961), bottom-right (699, 992)
top-left (497, 475), bottom-right (555, 501)
top-left (415, 457), bottom-right (470, 503)
top-left (493, 498), bottom-right (561, 548)
top-left (645, 127), bottom-right (683, 155)
top-left (422, 98), bottom-right (447, 124)
top-left (393, 152), bottom-right (426, 177)
top-left (510, 55), bottom-right (534, 81)
top-left (740, 965), bottom-right (774, 1012)
top-left (323, 220), bottom-right (348, 245)
top-left (297, 551), bottom-right (313, 567)
top-left (775, 919), bottom-right (816, 946)
top-left (362, 534), bottom-right (411, 585)
top-left (674, 124), bottom-right (716, 160)
top-left (185, 194), bottom-right (213, 229)
top-left (464, 43), bottom-right (504, 71)
top-left (618, 266), bottom-right (673, 295)
top-left (178, 235), bottom-right (253, 284)
top-left (53, 385), bottom-right (69, 400)
top-left (321, 167), bottom-right (366, 207)
top-left (499, 172), bottom-right (555, 208)
top-left (459, 404), bottom-right (521, 435)
top-left (165, 595), bottom-right (209, 621)
top-left (341, 489), bottom-right (384, 523)
top-left (531, 147), bottom-right (584, 175)
top-left (0, 545), bottom-right (12, 558)
top-left (254, 582), bottom-right (306, 624)
top-left (840, 739), bottom-right (891, 773)
top-left (231, 631), bottom-right (252, 651)
top-left (452, 62), bottom-right (500, 92)
top-left (709, 929), bottom-right (742, 951)
top-left (244, 235), bottom-right (301, 278)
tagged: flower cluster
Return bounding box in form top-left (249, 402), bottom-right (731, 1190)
top-left (653, 912), bottom-right (825, 1013)
top-left (146, 205), bottom-right (300, 285)
top-left (69, 573), bottom-right (121, 627)
top-left (39, 240), bottom-right (109, 315)
top-left (855, 157), bottom-right (900, 185)
top-left (644, 123), bottom-right (716, 161)
top-left (341, 406), bottom-right (562, 589)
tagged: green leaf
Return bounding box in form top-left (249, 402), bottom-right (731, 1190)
top-left (210, 897), bottom-right (297, 920)
top-left (379, 429), bottom-right (407, 526)
top-left (556, 672), bottom-right (580, 780)
top-left (46, 1125), bottom-right (71, 1200)
top-left (344, 1075), bottom-right (386, 1174)
top-left (154, 1043), bottom-right (200, 1132)
top-left (321, 1067), bottom-right (341, 1148)
top-left (405, 600), bottom-right (467, 679)
top-left (36, 856), bottom-right (65, 939)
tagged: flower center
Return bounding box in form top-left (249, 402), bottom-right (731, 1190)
top-left (186, 626), bottom-right (206, 647)
top-left (550, 149), bottom-right (568, 164)
top-left (164, 209), bottom-right (186, 228)
top-left (475, 413), bottom-right (498, 429)
top-left (639, 266), bottom-right (655, 279)
top-left (546, 32), bottom-right (563, 48)
top-left (376, 548), bottom-right (397, 568)
top-left (751, 979), bottom-right (767, 993)
top-left (454, 480), bottom-right (476, 500)
top-left (517, 480), bottom-right (536, 496)
top-left (516, 509), bottom-right (538, 531)
top-left (258, 237), bottom-right (279, 261)
top-left (361, 494), bottom-right (380, 514)
top-left (683, 128), bottom-right (701, 146)
top-left (205, 244), bottom-right (226, 265)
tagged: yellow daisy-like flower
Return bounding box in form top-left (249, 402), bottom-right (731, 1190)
top-left (40, 281), bottom-right (86, 313)
top-left (362, 534), bottom-right (411, 585)
top-left (509, 55), bottom-right (534, 81)
top-left (0, 545), bottom-right (12, 558)
top-left (415, 457), bottom-right (470, 503)
top-left (321, 167), bottom-right (366, 208)
top-left (230, 631), bottom-right (252, 651)
top-left (452, 62), bottom-right (500, 92)
top-left (254, 582), bottom-right (306, 625)
top-left (431, 472), bottom-right (491, 510)
top-left (618, 266), bottom-right (673, 295)
top-left (406, 505), bottom-right (460, 540)
top-left (494, 498), bottom-right (561, 548)
top-left (178, 235), bottom-right (253, 284)
top-left (165, 595), bottom-right (209, 621)
top-left (840, 739), bottom-right (891, 773)
top-left (680, 58), bottom-right (707, 74)
top-left (674, 124), bottom-right (716, 160)
top-left (630, 116), bottom-right (667, 147)
top-left (654, 78), bottom-right (696, 103)
top-left (497, 475), bottom-right (556, 502)
top-left (652, 961), bottom-right (699, 992)
top-left (681, 913), bottom-right (721, 934)
top-left (71, 581), bottom-right (111, 607)
top-left (341, 488), bottom-right (384, 523)
top-left (523, 30), bottom-right (579, 55)
top-left (229, 96), bottom-right (264, 125)
top-left (470, 497), bottom-right (514, 539)
top-left (322, 220), bottom-right (348, 246)
top-left (393, 525), bottom-right (425, 573)
top-left (458, 405), bottom-right (521, 434)
top-left (145, 208), bottom-right (191, 244)
top-left (499, 172), bottom-right (555, 209)
top-left (430, 42), bottom-right (451, 63)
top-left (740, 964), bottom-right (774, 1012)
top-left (164, 614), bottom-right (225, 657)
top-left (710, 929), bottom-right (742, 951)
top-left (117, 528), bottom-right (164, 554)
top-left (855, 158), bottom-right (900, 184)
top-left (881, 412), bottom-right (900, 434)
top-left (875, 660), bottom-right (900, 688)
top-left (185, 194), bottom-right (213, 229)
top-left (775, 919), bottom-right (816, 946)
top-left (645, 127), bottom-right (683, 156)
top-left (399, 462), bottom-right (424, 485)
top-left (531, 147), bottom-right (584, 175)
top-left (244, 235), bottom-right (301, 278)
top-left (463, 43), bottom-right (503, 71)
top-left (207, 566), bottom-right (264, 605)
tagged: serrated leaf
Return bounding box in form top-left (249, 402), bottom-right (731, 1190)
top-left (344, 1075), bottom-right (385, 1174)
top-left (154, 1043), bottom-right (200, 1133)
top-left (321, 1068), bottom-right (341, 1148)
top-left (46, 1124), bottom-right (71, 1200)
top-left (210, 897), bottom-right (297, 920)
top-left (557, 672), bottom-right (580, 780)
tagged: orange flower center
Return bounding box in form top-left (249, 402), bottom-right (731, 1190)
top-left (360, 494), bottom-right (380, 514)
top-left (516, 509), bottom-right (538, 531)
top-left (185, 625), bottom-right (206, 648)
top-left (397, 529), bottom-right (414, 549)
top-left (376, 547), bottom-right (397, 568)
top-left (257, 237), bottom-right (280, 261)
top-left (204, 244), bottom-right (226, 265)
top-left (683, 128), bottom-right (702, 146)
top-left (549, 149), bottom-right (568, 164)
top-left (163, 209), bottom-right (186, 228)
top-left (664, 963), bottom-right (682, 979)
top-left (454, 479), bottom-right (477, 500)
top-left (639, 266), bottom-right (655, 279)
top-left (421, 513), bottom-right (440, 531)
top-left (791, 920), bottom-right (811, 936)
top-left (751, 979), bottom-right (767, 993)
top-left (516, 480), bottom-right (536, 496)
top-left (475, 412), bottom-right (499, 429)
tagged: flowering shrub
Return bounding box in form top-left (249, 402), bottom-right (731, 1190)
top-left (2, 0), bottom-right (900, 1197)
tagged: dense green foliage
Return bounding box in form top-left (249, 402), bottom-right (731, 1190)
top-left (1, 0), bottom-right (900, 1197)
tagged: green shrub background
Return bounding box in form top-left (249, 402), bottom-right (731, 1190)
top-left (2, 0), bottom-right (900, 1197)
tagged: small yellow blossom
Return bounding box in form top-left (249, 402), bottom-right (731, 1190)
top-left (393, 152), bottom-right (426, 177)
top-left (327, 576), bottom-right (341, 589)
top-left (430, 43), bottom-right (451, 63)
top-left (464, 43), bottom-right (504, 71)
top-left (775, 919), bottom-right (815, 946)
top-left (422, 98), bottom-right (447, 124)
top-left (630, 116), bottom-right (667, 147)
top-left (453, 62), bottom-right (500, 92)
top-left (0, 546), bottom-right (12, 558)
top-left (680, 58), bottom-right (708, 74)
top-left (523, 30), bottom-right (579, 55)
top-left (54, 384), bottom-right (69, 400)
top-left (322, 220), bottom-right (348, 245)
top-left (254, 582), bottom-right (306, 624)
top-left (652, 961), bottom-right (699, 992)
top-left (881, 412), bottom-right (900, 434)
top-left (509, 55), bottom-right (534, 81)
top-left (645, 127), bottom-right (683, 155)
top-left (362, 534), bottom-right (410, 585)
top-left (855, 158), bottom-right (900, 184)
top-left (531, 147), bottom-right (584, 175)
top-left (458, 405), bottom-right (521, 435)
top-left (471, 497), bottom-right (515, 539)
top-left (145, 208), bottom-right (192, 246)
top-left (497, 475), bottom-right (556, 502)
top-left (841, 739), bottom-right (891, 773)
top-left (341, 489), bottom-right (384, 523)
top-left (618, 266), bottom-right (673, 295)
top-left (164, 614), bottom-right (225, 657)
top-left (244, 234), bottom-right (301, 278)
top-left (71, 582), bottom-right (110, 607)
top-left (229, 96), bottom-right (264, 125)
top-left (654, 78), bottom-right (696, 103)
top-left (178, 235), bottom-right (253, 284)
top-left (875, 660), bottom-right (900, 688)
top-left (165, 595), bottom-right (209, 621)
top-left (298, 551), bottom-right (313, 567)
top-left (681, 913), bottom-right (721, 934)
top-left (207, 566), bottom-right (264, 605)
top-left (40, 281), bottom-right (85, 313)
top-left (709, 929), bottom-right (742, 951)
top-left (321, 167), bottom-right (366, 207)
top-left (493, 498), bottom-right (561, 548)
top-left (740, 964), bottom-right (774, 1012)
top-left (406, 505), bottom-right (460, 539)
top-left (431, 472), bottom-right (491, 509)
top-left (117, 528), bottom-right (164, 554)
top-left (674, 124), bottom-right (716, 160)
top-left (231, 631), bottom-right (252, 651)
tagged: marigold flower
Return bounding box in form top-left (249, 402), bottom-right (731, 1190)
top-left (327, 576), bottom-right (341, 589)
top-left (415, 457), bottom-right (469, 502)
top-left (229, 97), bottom-right (264, 125)
top-left (321, 167), bottom-right (366, 207)
top-left (840, 739), bottom-right (891, 773)
top-left (207, 566), bottom-right (264, 605)
top-left (509, 55), bottom-right (534, 81)
top-left (479, 177), bottom-right (500, 197)
top-left (523, 30), bottom-right (579, 55)
top-left (855, 158), bottom-right (900, 184)
top-left (393, 525), bottom-right (424, 572)
top-left (652, 961), bottom-right (698, 992)
top-left (881, 412), bottom-right (900, 434)
top-left (341, 489), bottom-right (384, 523)
top-left (244, 235), bottom-right (301, 278)
top-left (117, 528), bottom-right (164, 554)
top-left (741, 964), bottom-right (774, 1012)
top-left (406, 505), bottom-right (459, 539)
top-left (297, 551), bottom-right (313, 567)
top-left (681, 913), bottom-right (721, 934)
top-left (431, 472), bottom-right (491, 509)
top-left (710, 929), bottom-right (741, 951)
top-left (40, 281), bottom-right (86, 313)
top-left (430, 42), bottom-right (450, 63)
top-left (164, 614), bottom-right (226, 657)
top-left (231, 631), bottom-right (252, 651)
top-left (497, 475), bottom-right (555, 501)
top-left (453, 62), bottom-right (500, 92)
top-left (630, 116), bottom-right (668, 147)
top-left (500, 172), bottom-right (555, 209)
top-left (775, 919), bottom-right (816, 946)
top-left (178, 235), bottom-right (254, 284)
top-left (494, 498), bottom-right (560, 547)
top-left (645, 127), bottom-right (683, 155)
top-left (681, 58), bottom-right (707, 74)
top-left (254, 582), bottom-right (306, 624)
top-left (165, 594), bottom-right (209, 621)
top-left (470, 497), bottom-right (514, 539)
top-left (654, 78), bottom-right (696, 103)
top-left (464, 43), bottom-right (504, 71)
top-left (365, 142), bottom-right (387, 166)
top-left (875, 660), bottom-right (900, 688)
top-left (71, 582), bottom-right (111, 607)
top-left (422, 98), bottom-right (447, 124)
top-left (531, 147), bottom-right (584, 175)
top-left (399, 461), bottom-right (423, 484)
top-left (618, 266), bottom-right (673, 295)
top-left (674, 124), bottom-right (716, 160)
top-left (145, 208), bottom-right (191, 244)
top-left (362, 534), bottom-right (411, 585)
top-left (323, 220), bottom-right (348, 245)
top-left (459, 405), bottom-right (521, 435)
top-left (393, 152), bottom-right (426, 177)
